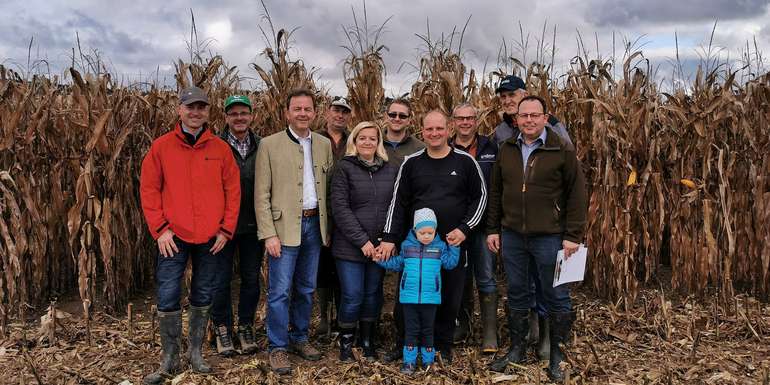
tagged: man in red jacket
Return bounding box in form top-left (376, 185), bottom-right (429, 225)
top-left (140, 86), bottom-right (241, 385)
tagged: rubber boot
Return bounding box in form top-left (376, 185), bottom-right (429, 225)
top-left (489, 309), bottom-right (529, 372)
top-left (143, 310), bottom-right (182, 385)
top-left (338, 325), bottom-right (356, 362)
top-left (479, 292), bottom-right (498, 353)
top-left (187, 305), bottom-right (212, 373)
top-left (420, 346), bottom-right (435, 370)
top-left (547, 311), bottom-right (575, 382)
top-left (537, 316), bottom-right (550, 361)
top-left (359, 320), bottom-right (377, 360)
top-left (527, 310), bottom-right (539, 345)
top-left (316, 287), bottom-right (331, 336)
top-left (400, 346), bottom-right (417, 375)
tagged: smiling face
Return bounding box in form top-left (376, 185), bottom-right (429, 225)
top-left (355, 126), bottom-right (379, 161)
top-left (285, 95), bottom-right (316, 133)
top-left (422, 111), bottom-right (449, 151)
top-left (499, 89), bottom-right (528, 115)
top-left (326, 105), bottom-right (351, 133)
top-left (225, 104), bottom-right (253, 136)
top-left (516, 99), bottom-right (549, 142)
top-left (415, 226), bottom-right (436, 245)
top-left (386, 102), bottom-right (411, 133)
top-left (451, 105), bottom-right (477, 139)
top-left (177, 102), bottom-right (209, 129)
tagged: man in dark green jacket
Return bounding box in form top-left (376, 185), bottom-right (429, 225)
top-left (486, 96), bottom-right (587, 381)
top-left (211, 95), bottom-right (263, 357)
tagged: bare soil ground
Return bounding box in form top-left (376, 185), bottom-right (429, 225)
top-left (1, 273), bottom-right (769, 385)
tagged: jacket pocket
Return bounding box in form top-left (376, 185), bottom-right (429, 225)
top-left (401, 272), bottom-right (408, 290)
top-left (435, 274), bottom-right (441, 293)
top-left (271, 209), bottom-right (282, 221)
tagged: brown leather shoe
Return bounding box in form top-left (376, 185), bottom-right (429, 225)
top-left (269, 350), bottom-right (292, 375)
top-left (289, 341), bottom-right (322, 361)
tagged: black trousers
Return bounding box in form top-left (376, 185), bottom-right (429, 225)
top-left (434, 248), bottom-right (467, 352)
top-left (316, 246), bottom-right (340, 290)
top-left (403, 304), bottom-right (438, 347)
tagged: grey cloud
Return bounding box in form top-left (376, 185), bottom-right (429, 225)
top-left (586, 0), bottom-right (770, 27)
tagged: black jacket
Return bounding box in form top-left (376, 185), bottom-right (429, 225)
top-left (220, 129), bottom-right (261, 235)
top-left (330, 156), bottom-right (398, 262)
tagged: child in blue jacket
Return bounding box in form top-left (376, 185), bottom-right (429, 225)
top-left (378, 208), bottom-right (460, 374)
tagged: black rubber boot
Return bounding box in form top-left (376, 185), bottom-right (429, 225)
top-left (338, 324), bottom-right (356, 362)
top-left (316, 288), bottom-right (331, 336)
top-left (359, 320), bottom-right (377, 360)
top-left (489, 309), bottom-right (529, 372)
top-left (547, 311), bottom-right (575, 382)
top-left (527, 310), bottom-right (539, 345)
top-left (143, 310), bottom-right (182, 385)
top-left (537, 316), bottom-right (550, 361)
top-left (479, 292), bottom-right (498, 353)
top-left (187, 305), bottom-right (212, 374)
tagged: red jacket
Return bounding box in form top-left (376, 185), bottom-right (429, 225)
top-left (140, 123), bottom-right (241, 244)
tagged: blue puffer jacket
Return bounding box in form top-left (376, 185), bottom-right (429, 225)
top-left (378, 230), bottom-right (460, 304)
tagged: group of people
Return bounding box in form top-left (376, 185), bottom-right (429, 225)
top-left (139, 75), bottom-right (587, 384)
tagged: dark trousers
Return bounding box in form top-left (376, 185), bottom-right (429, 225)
top-left (316, 246), bottom-right (340, 290)
top-left (434, 248), bottom-right (467, 352)
top-left (211, 233), bottom-right (264, 327)
top-left (403, 304), bottom-right (438, 347)
top-left (156, 236), bottom-right (218, 312)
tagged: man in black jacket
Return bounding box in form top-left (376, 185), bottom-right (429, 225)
top-left (379, 110), bottom-right (487, 362)
top-left (211, 95), bottom-right (263, 356)
top-left (449, 103), bottom-right (499, 353)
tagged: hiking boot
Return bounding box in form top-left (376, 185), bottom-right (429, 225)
top-left (143, 310), bottom-right (182, 385)
top-left (537, 316), bottom-right (550, 361)
top-left (400, 346), bottom-right (417, 375)
top-left (479, 292), bottom-right (499, 353)
top-left (489, 309), bottom-right (529, 372)
top-left (547, 311), bottom-right (575, 382)
top-left (338, 325), bottom-right (356, 362)
top-left (187, 305), bottom-right (212, 373)
top-left (213, 324), bottom-right (235, 357)
top-left (359, 320), bottom-right (377, 360)
top-left (237, 325), bottom-right (258, 355)
top-left (269, 350), bottom-right (292, 375)
top-left (289, 341), bottom-right (322, 361)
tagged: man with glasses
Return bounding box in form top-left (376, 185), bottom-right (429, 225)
top-left (314, 96), bottom-right (352, 337)
top-left (448, 103), bottom-right (499, 354)
top-left (492, 75), bottom-right (574, 359)
top-left (383, 98), bottom-right (425, 167)
top-left (210, 95), bottom-right (262, 357)
top-left (486, 96), bottom-right (586, 381)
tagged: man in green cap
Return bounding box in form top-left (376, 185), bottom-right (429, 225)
top-left (210, 94), bottom-right (263, 357)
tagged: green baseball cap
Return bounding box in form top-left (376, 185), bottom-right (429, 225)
top-left (224, 95), bottom-right (252, 112)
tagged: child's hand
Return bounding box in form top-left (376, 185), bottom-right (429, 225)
top-left (446, 229), bottom-right (466, 246)
top-left (375, 242), bottom-right (396, 261)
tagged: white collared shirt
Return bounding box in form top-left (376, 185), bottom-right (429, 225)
top-left (288, 126), bottom-right (318, 210)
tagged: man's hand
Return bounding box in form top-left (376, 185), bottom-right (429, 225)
top-left (375, 242), bottom-right (396, 262)
top-left (486, 234), bottom-right (500, 253)
top-left (157, 229), bottom-right (178, 258)
top-left (445, 228), bottom-right (466, 247)
top-left (265, 236), bottom-right (282, 258)
top-left (563, 240), bottom-right (579, 259)
top-left (361, 241), bottom-right (376, 259)
top-left (209, 231), bottom-right (228, 254)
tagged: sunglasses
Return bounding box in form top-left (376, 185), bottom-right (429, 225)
top-left (387, 112), bottom-right (409, 120)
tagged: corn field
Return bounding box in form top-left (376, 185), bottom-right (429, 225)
top-left (0, 34), bottom-right (769, 336)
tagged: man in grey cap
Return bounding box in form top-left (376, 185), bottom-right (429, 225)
top-left (140, 86), bottom-right (241, 384)
top-left (313, 96), bottom-right (352, 337)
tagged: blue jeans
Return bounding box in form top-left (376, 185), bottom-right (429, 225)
top-left (211, 233), bottom-right (264, 327)
top-left (500, 230), bottom-right (571, 313)
top-left (266, 216), bottom-right (322, 351)
top-left (335, 259), bottom-right (385, 327)
top-left (468, 230), bottom-right (497, 294)
top-left (156, 236), bottom-right (218, 312)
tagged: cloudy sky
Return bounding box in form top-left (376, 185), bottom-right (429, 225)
top-left (1, 0), bottom-right (768, 95)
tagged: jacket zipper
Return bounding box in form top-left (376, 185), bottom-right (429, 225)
top-left (370, 171), bottom-right (377, 239)
top-left (418, 244), bottom-right (424, 304)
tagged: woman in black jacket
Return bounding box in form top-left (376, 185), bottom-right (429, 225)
top-left (330, 121), bottom-right (398, 362)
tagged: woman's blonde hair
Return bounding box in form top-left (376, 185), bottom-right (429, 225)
top-left (345, 121), bottom-right (389, 162)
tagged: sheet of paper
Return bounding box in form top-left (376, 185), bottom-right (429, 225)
top-left (553, 245), bottom-right (588, 287)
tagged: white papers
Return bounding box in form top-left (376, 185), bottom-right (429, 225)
top-left (553, 245), bottom-right (588, 287)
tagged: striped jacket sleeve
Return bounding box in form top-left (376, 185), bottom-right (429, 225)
top-left (456, 149), bottom-right (487, 236)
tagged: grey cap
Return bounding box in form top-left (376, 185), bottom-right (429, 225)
top-left (330, 96), bottom-right (351, 111)
top-left (179, 86), bottom-right (209, 105)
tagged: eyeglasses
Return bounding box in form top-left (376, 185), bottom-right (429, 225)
top-left (517, 113), bottom-right (545, 119)
top-left (226, 112), bottom-right (251, 118)
top-left (452, 115), bottom-right (476, 121)
top-left (387, 112), bottom-right (409, 120)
